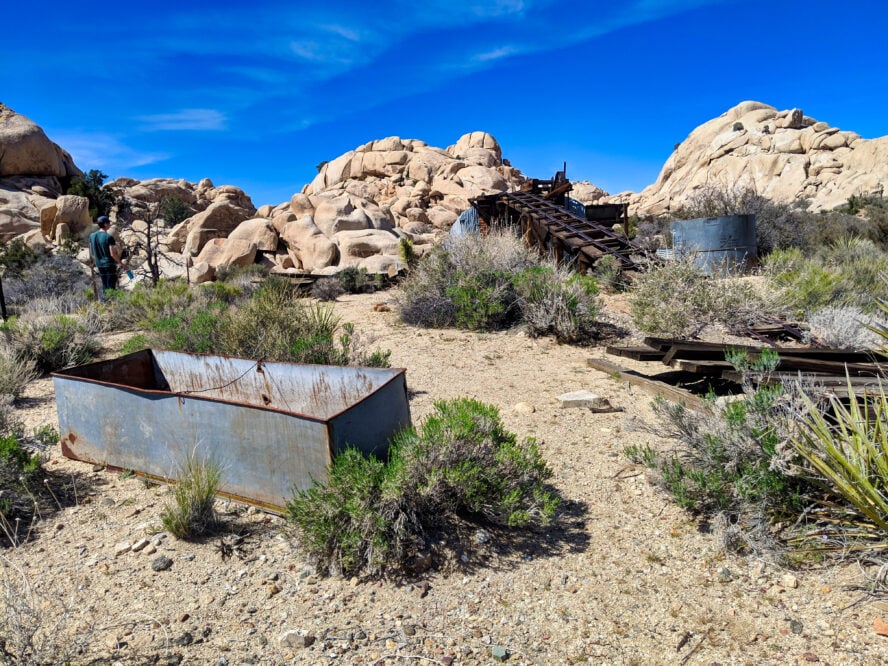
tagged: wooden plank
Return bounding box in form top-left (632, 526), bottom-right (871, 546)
top-left (722, 371), bottom-right (885, 386)
top-left (586, 357), bottom-right (706, 410)
top-left (674, 360), bottom-right (734, 376)
top-left (660, 341), bottom-right (878, 366)
top-left (605, 345), bottom-right (667, 362)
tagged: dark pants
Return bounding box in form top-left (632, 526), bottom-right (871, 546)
top-left (98, 266), bottom-right (118, 301)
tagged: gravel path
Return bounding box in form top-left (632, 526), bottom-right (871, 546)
top-left (3, 291), bottom-right (887, 665)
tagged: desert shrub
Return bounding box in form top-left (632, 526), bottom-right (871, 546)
top-left (1, 253), bottom-right (91, 308)
top-left (336, 267), bottom-right (374, 294)
top-left (157, 194), bottom-right (192, 226)
top-left (160, 448), bottom-right (222, 540)
top-left (214, 263), bottom-right (268, 289)
top-left (149, 306), bottom-right (224, 355)
top-left (1, 559), bottom-right (97, 664)
top-left (119, 334), bottom-right (150, 356)
top-left (765, 239), bottom-right (888, 316)
top-left (513, 266), bottom-right (599, 342)
top-left (199, 280), bottom-right (245, 304)
top-left (0, 347), bottom-right (38, 401)
top-left (632, 352), bottom-right (814, 555)
top-left (0, 239), bottom-right (38, 277)
top-left (446, 270), bottom-right (518, 330)
top-left (807, 306), bottom-right (885, 350)
top-left (288, 398), bottom-right (559, 576)
top-left (399, 229), bottom-right (603, 337)
top-left (398, 237), bottom-right (418, 268)
top-left (592, 254), bottom-right (624, 291)
top-left (105, 279), bottom-right (204, 330)
top-left (3, 315), bottom-right (100, 374)
top-left (630, 258), bottom-right (773, 337)
top-left (311, 277), bottom-right (345, 302)
top-left (0, 431), bottom-right (43, 546)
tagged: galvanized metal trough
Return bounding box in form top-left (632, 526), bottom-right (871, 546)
top-left (53, 350), bottom-right (411, 511)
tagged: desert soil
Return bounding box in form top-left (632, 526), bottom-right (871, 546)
top-left (4, 289), bottom-right (888, 665)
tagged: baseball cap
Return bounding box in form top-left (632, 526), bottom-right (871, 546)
top-left (97, 215), bottom-right (110, 225)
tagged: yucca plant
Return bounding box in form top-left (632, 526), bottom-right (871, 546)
top-left (792, 382), bottom-right (888, 536)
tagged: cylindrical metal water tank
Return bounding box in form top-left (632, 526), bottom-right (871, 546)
top-left (670, 215), bottom-right (756, 275)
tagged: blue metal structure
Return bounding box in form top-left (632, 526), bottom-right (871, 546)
top-left (53, 350), bottom-right (411, 511)
top-left (670, 215), bottom-right (757, 275)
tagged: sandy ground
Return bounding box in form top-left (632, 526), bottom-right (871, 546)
top-left (3, 290), bottom-right (888, 665)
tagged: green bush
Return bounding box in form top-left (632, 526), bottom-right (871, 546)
top-left (635, 373), bottom-right (809, 555)
top-left (105, 279), bottom-right (203, 330)
top-left (160, 448), bottom-right (222, 540)
top-left (288, 398), bottom-right (559, 576)
top-left (3, 315), bottom-right (99, 373)
top-left (0, 433), bottom-right (43, 546)
top-left (765, 239), bottom-right (888, 316)
top-left (336, 267), bottom-right (374, 294)
top-left (446, 271), bottom-right (517, 330)
top-left (629, 258), bottom-right (772, 337)
top-left (0, 239), bottom-right (38, 277)
top-left (398, 230), bottom-right (603, 339)
top-left (150, 307), bottom-right (223, 354)
top-left (512, 266), bottom-right (599, 342)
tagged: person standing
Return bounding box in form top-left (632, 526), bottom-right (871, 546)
top-left (88, 215), bottom-right (129, 301)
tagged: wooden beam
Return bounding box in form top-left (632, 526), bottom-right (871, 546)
top-left (586, 357), bottom-right (706, 410)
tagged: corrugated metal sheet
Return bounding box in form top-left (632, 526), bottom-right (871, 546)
top-left (53, 350), bottom-right (411, 511)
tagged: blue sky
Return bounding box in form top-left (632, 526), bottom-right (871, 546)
top-left (3, 1), bottom-right (886, 207)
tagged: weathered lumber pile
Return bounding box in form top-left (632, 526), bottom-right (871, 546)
top-left (594, 338), bottom-right (885, 404)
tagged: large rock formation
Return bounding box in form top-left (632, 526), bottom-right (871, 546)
top-left (0, 104), bottom-right (83, 240)
top-left (223, 131), bottom-right (524, 279)
top-left (616, 101), bottom-right (888, 215)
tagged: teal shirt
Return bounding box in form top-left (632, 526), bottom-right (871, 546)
top-left (89, 230), bottom-right (116, 269)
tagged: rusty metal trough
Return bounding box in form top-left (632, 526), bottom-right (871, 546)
top-left (53, 350), bottom-right (411, 511)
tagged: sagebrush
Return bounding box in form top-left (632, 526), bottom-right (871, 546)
top-left (288, 398), bottom-right (560, 576)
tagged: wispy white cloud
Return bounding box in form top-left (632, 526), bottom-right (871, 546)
top-left (472, 46), bottom-right (520, 63)
top-left (137, 109), bottom-right (227, 132)
top-left (48, 131), bottom-right (170, 171)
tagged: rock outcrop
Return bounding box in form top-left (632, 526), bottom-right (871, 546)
top-left (0, 104), bottom-right (83, 240)
top-left (617, 101), bottom-right (888, 215)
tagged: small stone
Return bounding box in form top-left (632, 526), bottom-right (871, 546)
top-left (513, 402), bottom-right (535, 414)
top-left (92, 464), bottom-right (106, 472)
top-left (131, 538), bottom-right (150, 552)
top-left (491, 645), bottom-right (508, 662)
top-left (473, 529), bottom-right (491, 545)
top-left (279, 631), bottom-right (315, 648)
top-left (114, 542), bottom-right (132, 557)
top-left (267, 584), bottom-right (281, 597)
top-left (790, 619), bottom-right (804, 634)
top-left (558, 390), bottom-right (612, 411)
top-left (152, 555), bottom-right (173, 572)
top-left (403, 624), bottom-right (416, 637)
top-left (179, 613), bottom-right (190, 623)
top-left (172, 631), bottom-right (193, 647)
top-left (143, 544), bottom-right (157, 556)
top-left (781, 574), bottom-right (799, 589)
top-left (803, 653), bottom-right (820, 662)
top-left (349, 576), bottom-right (359, 587)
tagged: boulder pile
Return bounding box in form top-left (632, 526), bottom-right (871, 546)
top-left (120, 131), bottom-right (524, 282)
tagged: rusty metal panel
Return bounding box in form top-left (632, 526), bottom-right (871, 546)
top-left (53, 350), bottom-right (411, 511)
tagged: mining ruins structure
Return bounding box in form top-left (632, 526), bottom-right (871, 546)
top-left (469, 170), bottom-right (647, 273)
